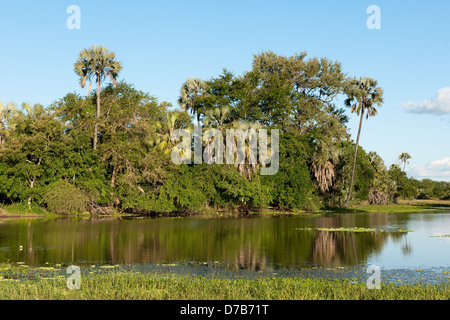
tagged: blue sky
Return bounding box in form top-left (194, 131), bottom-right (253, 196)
top-left (0, 0), bottom-right (449, 181)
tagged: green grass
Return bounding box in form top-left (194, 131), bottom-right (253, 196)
top-left (248, 199), bottom-right (450, 217)
top-left (351, 199), bottom-right (450, 213)
top-left (0, 203), bottom-right (50, 217)
top-left (0, 267), bottom-right (448, 300)
top-left (312, 199), bottom-right (450, 215)
top-left (0, 203), bottom-right (133, 219)
top-left (1, 199), bottom-right (449, 219)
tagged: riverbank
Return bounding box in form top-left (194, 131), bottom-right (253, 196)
top-left (250, 199), bottom-right (450, 216)
top-left (1, 199), bottom-right (449, 219)
top-left (321, 199), bottom-right (450, 214)
top-left (0, 267), bottom-right (448, 300)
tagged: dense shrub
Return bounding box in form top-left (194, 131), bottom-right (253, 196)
top-left (43, 180), bottom-right (89, 214)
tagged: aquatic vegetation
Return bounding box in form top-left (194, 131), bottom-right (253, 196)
top-left (35, 266), bottom-right (59, 271)
top-left (295, 227), bottom-right (412, 233)
top-left (0, 269), bottom-right (448, 300)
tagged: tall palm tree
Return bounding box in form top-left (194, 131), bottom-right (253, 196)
top-left (178, 78), bottom-right (205, 123)
top-left (343, 77), bottom-right (384, 208)
top-left (398, 152), bottom-right (411, 172)
top-left (74, 45), bottom-right (122, 150)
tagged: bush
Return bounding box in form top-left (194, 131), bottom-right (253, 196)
top-left (263, 132), bottom-right (319, 210)
top-left (43, 180), bottom-right (89, 214)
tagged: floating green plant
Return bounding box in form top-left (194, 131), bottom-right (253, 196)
top-left (100, 265), bottom-right (116, 269)
top-left (295, 227), bottom-right (412, 233)
top-left (35, 266), bottom-right (58, 271)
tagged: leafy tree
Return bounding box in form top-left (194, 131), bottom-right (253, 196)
top-left (333, 142), bottom-right (375, 204)
top-left (367, 151), bottom-right (391, 204)
top-left (432, 182), bottom-right (446, 199)
top-left (388, 164), bottom-right (418, 200)
top-left (235, 51), bottom-right (348, 131)
top-left (263, 132), bottom-right (318, 210)
top-left (415, 179), bottom-right (450, 199)
top-left (50, 82), bottom-right (172, 211)
top-left (50, 93), bottom-right (109, 205)
top-left (0, 104), bottom-right (66, 208)
top-left (94, 82), bottom-right (173, 209)
top-left (202, 70), bottom-right (241, 115)
top-left (4, 49), bottom-right (446, 215)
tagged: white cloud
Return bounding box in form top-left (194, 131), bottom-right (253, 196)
top-left (402, 87), bottom-right (450, 115)
top-left (408, 157), bottom-right (450, 181)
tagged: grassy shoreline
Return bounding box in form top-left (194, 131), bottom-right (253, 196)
top-left (246, 199), bottom-right (450, 216)
top-left (1, 199), bottom-right (449, 219)
top-left (0, 268), bottom-right (448, 300)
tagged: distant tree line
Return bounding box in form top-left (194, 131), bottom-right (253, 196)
top-left (0, 47), bottom-right (448, 214)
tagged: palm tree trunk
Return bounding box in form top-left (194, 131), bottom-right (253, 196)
top-left (27, 157), bottom-right (42, 210)
top-left (344, 108), bottom-right (365, 208)
top-left (93, 76), bottom-right (101, 150)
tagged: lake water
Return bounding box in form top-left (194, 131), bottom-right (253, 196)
top-left (1, 211), bottom-right (449, 284)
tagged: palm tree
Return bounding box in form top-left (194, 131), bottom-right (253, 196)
top-left (230, 120), bottom-right (263, 180)
top-left (343, 77), bottom-right (384, 208)
top-left (202, 106), bottom-right (231, 165)
top-left (0, 101), bottom-right (17, 145)
top-left (7, 103), bottom-right (46, 131)
top-left (398, 152), bottom-right (411, 172)
top-left (150, 111), bottom-right (182, 155)
top-left (178, 78), bottom-right (205, 123)
top-left (19, 103), bottom-right (45, 119)
top-left (203, 106), bottom-right (230, 133)
top-left (74, 45), bottom-right (122, 150)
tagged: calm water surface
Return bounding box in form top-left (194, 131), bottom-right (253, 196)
top-left (1, 211), bottom-right (449, 283)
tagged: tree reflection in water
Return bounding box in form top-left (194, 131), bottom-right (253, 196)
top-left (0, 213), bottom-right (415, 270)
